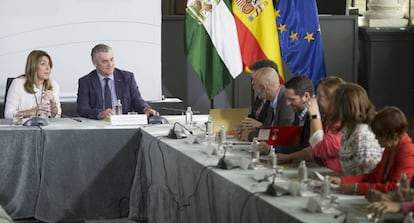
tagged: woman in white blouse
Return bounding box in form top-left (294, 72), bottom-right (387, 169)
top-left (4, 50), bottom-right (61, 119)
top-left (326, 83), bottom-right (383, 176)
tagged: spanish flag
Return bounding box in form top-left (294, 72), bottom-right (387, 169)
top-left (232, 0), bottom-right (284, 83)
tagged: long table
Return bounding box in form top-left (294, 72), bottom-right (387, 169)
top-left (0, 118), bottom-right (140, 222)
top-left (0, 120), bottom-right (41, 218)
top-left (0, 116), bottom-right (394, 223)
top-left (129, 119), bottom-right (372, 223)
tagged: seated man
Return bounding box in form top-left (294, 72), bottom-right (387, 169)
top-left (258, 75), bottom-right (314, 154)
top-left (77, 44), bottom-right (157, 119)
top-left (246, 59), bottom-right (279, 124)
top-left (238, 59), bottom-right (294, 141)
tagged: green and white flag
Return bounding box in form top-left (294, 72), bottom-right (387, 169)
top-left (185, 0), bottom-right (242, 99)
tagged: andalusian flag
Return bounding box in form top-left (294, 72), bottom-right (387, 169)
top-left (232, 0), bottom-right (285, 83)
top-left (276, 0), bottom-right (326, 87)
top-left (185, 0), bottom-right (243, 100)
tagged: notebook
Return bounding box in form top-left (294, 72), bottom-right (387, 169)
top-left (257, 126), bottom-right (303, 146)
top-left (209, 108), bottom-right (249, 135)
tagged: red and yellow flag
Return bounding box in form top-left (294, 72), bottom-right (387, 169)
top-left (232, 0), bottom-right (284, 83)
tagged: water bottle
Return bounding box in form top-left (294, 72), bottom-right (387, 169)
top-left (115, 99), bottom-right (122, 115)
top-left (205, 116), bottom-right (214, 144)
top-left (250, 137), bottom-right (260, 164)
top-left (267, 146), bottom-right (277, 170)
top-left (321, 177), bottom-right (331, 198)
top-left (205, 116), bottom-right (213, 136)
top-left (320, 176), bottom-right (331, 211)
top-left (298, 160), bottom-right (308, 183)
top-left (404, 212), bottom-right (414, 223)
top-left (298, 160), bottom-right (308, 193)
top-left (218, 125), bottom-right (226, 144)
top-left (185, 106), bottom-right (193, 127)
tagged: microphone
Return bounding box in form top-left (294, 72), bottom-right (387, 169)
top-left (217, 146), bottom-right (228, 169)
top-left (24, 82), bottom-right (50, 126)
top-left (265, 173), bottom-right (278, 196)
top-left (167, 122), bottom-right (193, 139)
top-left (60, 114), bottom-right (82, 122)
top-left (23, 109), bottom-right (49, 126)
top-left (160, 107), bottom-right (201, 115)
top-left (258, 173), bottom-right (276, 183)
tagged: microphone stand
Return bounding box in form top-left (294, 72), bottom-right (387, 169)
top-left (265, 173), bottom-right (278, 196)
top-left (217, 146), bottom-right (228, 169)
top-left (23, 108), bottom-right (49, 126)
top-left (167, 122), bottom-right (193, 139)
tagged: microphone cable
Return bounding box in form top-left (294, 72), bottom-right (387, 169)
top-left (239, 191), bottom-right (262, 223)
top-left (132, 134), bottom-right (163, 221)
top-left (156, 136), bottom-right (212, 211)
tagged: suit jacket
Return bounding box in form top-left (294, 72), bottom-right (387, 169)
top-left (77, 68), bottom-right (149, 119)
top-left (341, 134), bottom-right (414, 195)
top-left (248, 86), bottom-right (295, 141)
top-left (248, 97), bottom-right (270, 123)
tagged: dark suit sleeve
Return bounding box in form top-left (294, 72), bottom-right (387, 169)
top-left (128, 74), bottom-right (150, 113)
top-left (77, 77), bottom-right (100, 119)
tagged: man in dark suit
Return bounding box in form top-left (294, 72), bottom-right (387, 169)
top-left (258, 75), bottom-right (315, 154)
top-left (238, 59), bottom-right (293, 141)
top-left (247, 59), bottom-right (278, 123)
top-left (77, 44), bottom-right (157, 119)
top-left (246, 67), bottom-right (295, 140)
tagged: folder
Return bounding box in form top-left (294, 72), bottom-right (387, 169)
top-left (209, 108), bottom-right (249, 134)
top-left (258, 126), bottom-right (303, 146)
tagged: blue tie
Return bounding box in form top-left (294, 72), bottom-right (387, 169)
top-left (104, 78), bottom-right (112, 109)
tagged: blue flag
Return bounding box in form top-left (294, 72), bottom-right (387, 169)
top-left (275, 0), bottom-right (326, 87)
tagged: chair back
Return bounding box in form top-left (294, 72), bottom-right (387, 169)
top-left (4, 77), bottom-right (16, 105)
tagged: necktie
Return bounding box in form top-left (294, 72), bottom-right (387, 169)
top-left (104, 78), bottom-right (112, 109)
top-left (254, 100), bottom-right (265, 119)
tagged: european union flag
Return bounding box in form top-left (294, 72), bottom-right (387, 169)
top-left (275, 0), bottom-right (326, 87)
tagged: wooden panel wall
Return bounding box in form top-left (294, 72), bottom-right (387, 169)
top-left (163, 0), bottom-right (186, 15)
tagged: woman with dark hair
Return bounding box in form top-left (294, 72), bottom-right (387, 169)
top-left (329, 106), bottom-right (414, 195)
top-left (4, 50), bottom-right (61, 119)
top-left (326, 83), bottom-right (382, 177)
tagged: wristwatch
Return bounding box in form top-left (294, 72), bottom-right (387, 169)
top-left (310, 114), bottom-right (320, 120)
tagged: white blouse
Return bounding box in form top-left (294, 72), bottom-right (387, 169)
top-left (4, 77), bottom-right (62, 119)
top-left (339, 123), bottom-right (383, 176)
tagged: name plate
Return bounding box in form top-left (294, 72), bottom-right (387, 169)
top-left (110, 114), bottom-right (148, 125)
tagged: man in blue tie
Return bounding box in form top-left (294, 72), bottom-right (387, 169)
top-left (77, 44), bottom-right (157, 119)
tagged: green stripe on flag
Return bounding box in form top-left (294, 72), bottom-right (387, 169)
top-left (185, 9), bottom-right (233, 100)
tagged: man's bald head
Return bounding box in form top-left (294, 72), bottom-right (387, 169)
top-left (254, 67), bottom-right (280, 90)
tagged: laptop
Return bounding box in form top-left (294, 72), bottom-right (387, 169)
top-left (257, 126), bottom-right (303, 146)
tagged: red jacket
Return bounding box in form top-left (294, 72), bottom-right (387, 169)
top-left (341, 134), bottom-right (414, 194)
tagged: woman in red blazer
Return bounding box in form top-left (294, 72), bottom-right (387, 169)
top-left (328, 106), bottom-right (414, 195)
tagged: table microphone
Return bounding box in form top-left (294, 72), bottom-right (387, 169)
top-left (217, 146), bottom-right (228, 169)
top-left (265, 173), bottom-right (278, 196)
top-left (167, 122), bottom-right (193, 139)
top-left (23, 109), bottom-right (49, 126)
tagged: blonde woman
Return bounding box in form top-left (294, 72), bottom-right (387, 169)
top-left (4, 50), bottom-right (61, 119)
